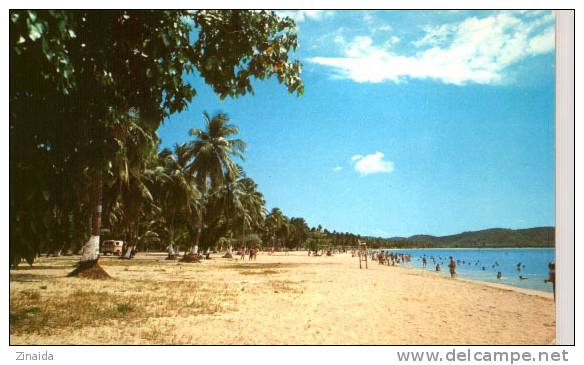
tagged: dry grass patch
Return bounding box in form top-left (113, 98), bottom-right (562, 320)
top-left (270, 280), bottom-right (303, 294)
top-left (10, 280), bottom-right (238, 337)
top-left (28, 256), bottom-right (79, 266)
top-left (11, 265), bottom-right (74, 271)
top-left (10, 273), bottom-right (58, 282)
top-left (240, 269), bottom-right (280, 275)
top-left (98, 259), bottom-right (172, 267)
top-left (10, 289), bottom-right (145, 336)
top-left (139, 326), bottom-right (168, 344)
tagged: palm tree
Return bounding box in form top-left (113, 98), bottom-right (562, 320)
top-left (149, 147), bottom-right (200, 255)
top-left (72, 108), bottom-right (158, 276)
top-left (289, 217), bottom-right (309, 250)
top-left (199, 170), bottom-right (264, 256)
top-left (104, 123), bottom-right (159, 251)
top-left (265, 208), bottom-right (289, 250)
top-left (229, 170), bottom-right (266, 247)
top-left (182, 112), bottom-right (246, 255)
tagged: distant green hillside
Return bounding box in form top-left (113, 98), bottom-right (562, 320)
top-left (384, 227), bottom-right (555, 248)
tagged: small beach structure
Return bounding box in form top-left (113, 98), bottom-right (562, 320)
top-left (358, 241), bottom-right (368, 269)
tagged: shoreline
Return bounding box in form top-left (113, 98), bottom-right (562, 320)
top-left (392, 264), bottom-right (554, 299)
top-left (395, 262), bottom-right (554, 297)
top-left (377, 247), bottom-right (554, 294)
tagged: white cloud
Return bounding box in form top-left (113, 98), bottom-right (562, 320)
top-left (351, 152), bottom-right (394, 176)
top-left (360, 11), bottom-right (393, 35)
top-left (277, 10), bottom-right (335, 22)
top-left (333, 166), bottom-right (343, 172)
top-left (528, 25), bottom-right (555, 54)
top-left (413, 23), bottom-right (455, 48)
top-left (308, 11), bottom-right (555, 85)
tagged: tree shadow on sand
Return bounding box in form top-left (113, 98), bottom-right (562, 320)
top-left (9, 273), bottom-right (57, 282)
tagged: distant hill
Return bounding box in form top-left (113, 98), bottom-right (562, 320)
top-left (383, 227), bottom-right (555, 248)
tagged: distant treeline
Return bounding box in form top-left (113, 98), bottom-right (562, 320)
top-left (328, 227), bottom-right (555, 249)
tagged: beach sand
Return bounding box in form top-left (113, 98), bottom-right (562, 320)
top-left (10, 251), bottom-right (555, 345)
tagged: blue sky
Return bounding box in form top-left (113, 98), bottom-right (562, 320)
top-left (158, 10), bottom-right (555, 237)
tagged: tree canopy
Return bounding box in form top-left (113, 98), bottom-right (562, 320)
top-left (9, 10), bottom-right (303, 265)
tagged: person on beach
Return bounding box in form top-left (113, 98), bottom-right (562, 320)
top-left (435, 263), bottom-right (441, 272)
top-left (240, 246), bottom-right (247, 261)
top-left (377, 252), bottom-right (385, 265)
top-left (544, 262), bottom-right (556, 300)
top-left (448, 256), bottom-right (456, 278)
top-left (422, 256), bottom-right (427, 268)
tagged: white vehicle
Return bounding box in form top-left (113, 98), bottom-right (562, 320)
top-left (101, 240), bottom-right (124, 256)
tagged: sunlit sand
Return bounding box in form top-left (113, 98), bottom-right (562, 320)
top-left (10, 251), bottom-right (555, 345)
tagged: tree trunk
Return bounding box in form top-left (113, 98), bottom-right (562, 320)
top-left (69, 170), bottom-right (110, 279)
top-left (58, 205), bottom-right (70, 255)
top-left (191, 197), bottom-right (204, 253)
top-left (80, 170), bottom-right (102, 262)
top-left (167, 220), bottom-right (175, 258)
top-left (189, 244), bottom-right (199, 255)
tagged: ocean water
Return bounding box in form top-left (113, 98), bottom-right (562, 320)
top-left (382, 248), bottom-right (555, 293)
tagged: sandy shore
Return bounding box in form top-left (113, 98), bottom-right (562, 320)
top-left (10, 251), bottom-right (555, 345)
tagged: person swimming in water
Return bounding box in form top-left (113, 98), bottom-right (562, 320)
top-left (422, 256), bottom-right (427, 268)
top-left (497, 271), bottom-right (502, 280)
top-left (519, 275), bottom-right (528, 280)
top-left (436, 263), bottom-right (441, 272)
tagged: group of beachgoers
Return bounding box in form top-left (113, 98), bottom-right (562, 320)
top-left (370, 251), bottom-right (556, 298)
top-left (373, 251), bottom-right (458, 278)
top-left (374, 251), bottom-right (412, 266)
top-left (421, 254), bottom-right (475, 278)
top-left (309, 248), bottom-right (337, 256)
top-left (238, 246), bottom-right (259, 261)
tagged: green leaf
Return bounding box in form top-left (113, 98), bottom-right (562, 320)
top-left (28, 24), bottom-right (42, 41)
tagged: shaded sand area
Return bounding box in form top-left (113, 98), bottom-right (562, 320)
top-left (10, 251), bottom-right (555, 345)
